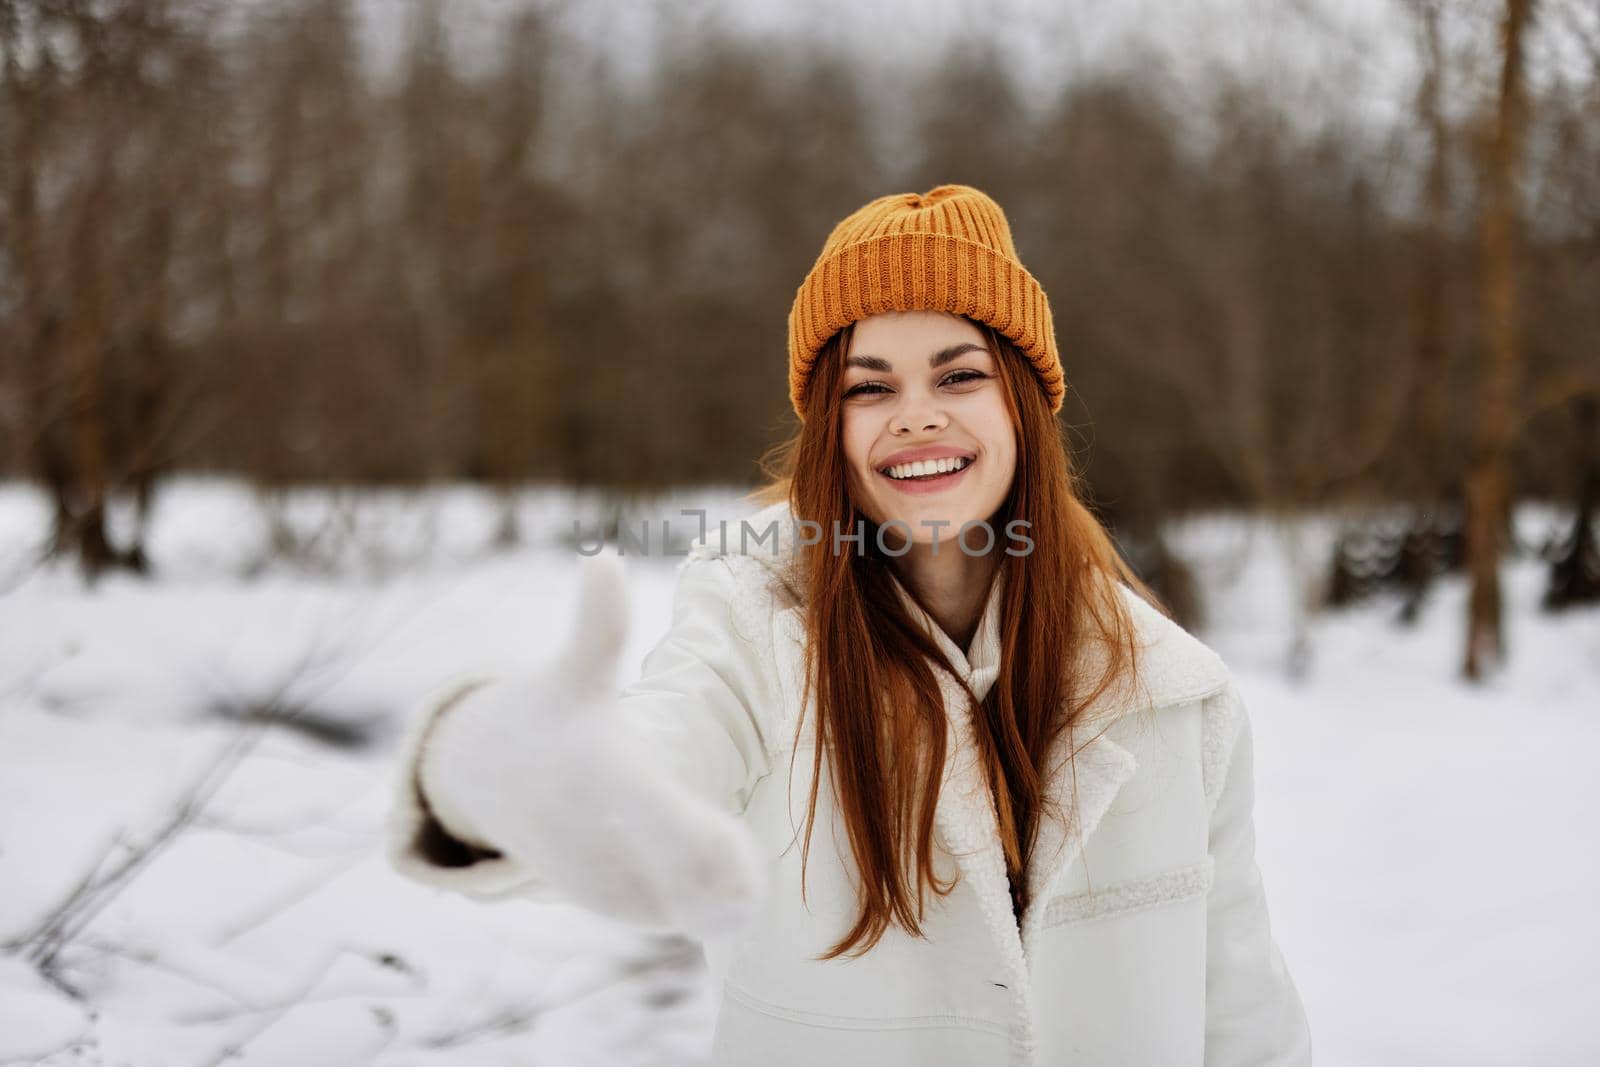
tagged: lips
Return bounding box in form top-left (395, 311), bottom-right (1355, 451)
top-left (877, 455), bottom-right (976, 495)
top-left (876, 446), bottom-right (976, 472)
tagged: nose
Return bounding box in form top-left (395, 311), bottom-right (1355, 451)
top-left (891, 392), bottom-right (948, 435)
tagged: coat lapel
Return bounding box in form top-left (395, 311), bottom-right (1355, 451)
top-left (889, 573), bottom-right (1033, 984)
top-left (892, 570), bottom-right (1233, 984)
top-left (738, 517), bottom-right (1231, 988)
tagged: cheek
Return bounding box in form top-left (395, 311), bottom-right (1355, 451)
top-left (970, 402), bottom-right (1016, 477)
top-left (840, 420), bottom-right (875, 474)
top-left (989, 439), bottom-right (1017, 482)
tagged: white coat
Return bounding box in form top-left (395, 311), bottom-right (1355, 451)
top-left (386, 500), bottom-right (1313, 1066)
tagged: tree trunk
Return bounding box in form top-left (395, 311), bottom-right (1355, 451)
top-left (1464, 0), bottom-right (1534, 680)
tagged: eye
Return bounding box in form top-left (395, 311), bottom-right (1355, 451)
top-left (845, 370), bottom-right (987, 398)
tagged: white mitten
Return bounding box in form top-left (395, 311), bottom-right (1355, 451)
top-left (417, 552), bottom-right (771, 940)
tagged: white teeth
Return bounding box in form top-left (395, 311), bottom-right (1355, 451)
top-left (883, 456), bottom-right (971, 480)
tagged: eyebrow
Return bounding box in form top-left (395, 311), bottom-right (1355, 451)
top-left (844, 342), bottom-right (989, 373)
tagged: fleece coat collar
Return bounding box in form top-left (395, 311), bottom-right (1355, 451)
top-left (704, 501), bottom-right (1234, 1060)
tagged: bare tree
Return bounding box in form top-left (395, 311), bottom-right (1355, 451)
top-left (1464, 0), bottom-right (1536, 680)
top-left (1394, 0), bottom-right (1464, 622)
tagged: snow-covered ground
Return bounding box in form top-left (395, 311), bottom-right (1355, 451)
top-left (1, 479), bottom-right (1595, 1066)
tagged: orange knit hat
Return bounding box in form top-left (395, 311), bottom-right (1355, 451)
top-left (786, 183), bottom-right (1064, 421)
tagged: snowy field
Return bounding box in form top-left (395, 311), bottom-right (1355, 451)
top-left (1, 478), bottom-right (1595, 1066)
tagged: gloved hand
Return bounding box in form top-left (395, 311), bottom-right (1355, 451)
top-left (417, 552), bottom-right (771, 940)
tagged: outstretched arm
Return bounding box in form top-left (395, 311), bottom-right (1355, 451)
top-left (384, 552), bottom-right (777, 938)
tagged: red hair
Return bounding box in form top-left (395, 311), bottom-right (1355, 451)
top-left (748, 318), bottom-right (1160, 959)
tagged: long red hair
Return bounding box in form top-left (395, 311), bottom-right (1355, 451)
top-left (748, 317), bottom-right (1162, 959)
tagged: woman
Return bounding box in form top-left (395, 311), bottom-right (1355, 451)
top-left (386, 185), bottom-right (1313, 1065)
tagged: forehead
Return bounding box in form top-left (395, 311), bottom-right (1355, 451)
top-left (846, 311), bottom-right (989, 365)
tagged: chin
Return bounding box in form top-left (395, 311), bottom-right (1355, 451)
top-left (877, 501), bottom-right (991, 542)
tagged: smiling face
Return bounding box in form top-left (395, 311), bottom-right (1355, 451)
top-left (839, 310), bottom-right (1018, 548)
